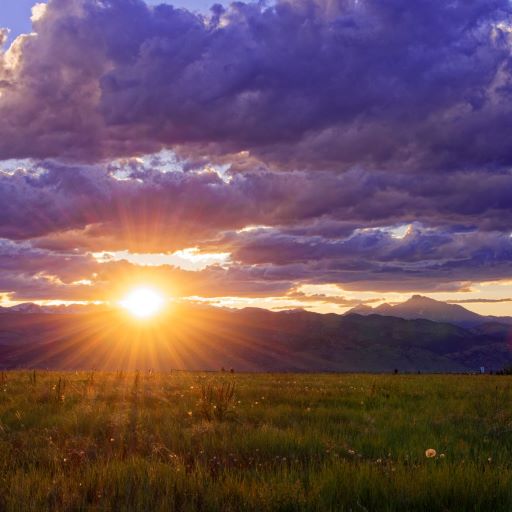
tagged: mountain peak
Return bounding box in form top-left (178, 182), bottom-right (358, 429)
top-left (386, 295), bottom-right (483, 326)
top-left (344, 295), bottom-right (507, 327)
top-left (407, 295), bottom-right (437, 303)
top-left (9, 303), bottom-right (44, 314)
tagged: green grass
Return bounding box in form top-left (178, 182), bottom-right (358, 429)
top-left (0, 371), bottom-right (512, 511)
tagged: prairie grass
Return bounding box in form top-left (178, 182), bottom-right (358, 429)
top-left (0, 371), bottom-right (511, 510)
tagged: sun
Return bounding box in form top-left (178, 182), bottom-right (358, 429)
top-left (119, 287), bottom-right (165, 319)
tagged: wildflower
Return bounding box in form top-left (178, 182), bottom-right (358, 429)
top-left (348, 449), bottom-right (356, 455)
top-left (439, 453), bottom-right (445, 459)
top-left (488, 457), bottom-right (492, 463)
top-left (425, 449), bottom-right (437, 458)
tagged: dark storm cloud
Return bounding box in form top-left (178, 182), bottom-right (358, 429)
top-left (215, 222), bottom-right (512, 292)
top-left (214, 226), bottom-right (512, 285)
top-left (0, 163), bottom-right (356, 249)
top-left (1, 0), bottom-right (512, 169)
top-left (1, 164), bottom-right (511, 249)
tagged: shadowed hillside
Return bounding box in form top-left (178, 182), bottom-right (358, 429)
top-left (0, 305), bottom-right (510, 372)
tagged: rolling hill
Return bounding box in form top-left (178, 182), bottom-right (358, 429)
top-left (0, 303), bottom-right (510, 372)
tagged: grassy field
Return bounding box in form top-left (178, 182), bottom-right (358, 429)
top-left (0, 371), bottom-right (511, 511)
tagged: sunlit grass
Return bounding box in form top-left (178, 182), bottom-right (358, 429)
top-left (0, 372), bottom-right (512, 510)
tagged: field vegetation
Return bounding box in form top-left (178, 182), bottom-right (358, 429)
top-left (0, 371), bottom-right (511, 511)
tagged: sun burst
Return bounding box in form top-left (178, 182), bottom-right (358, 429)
top-left (119, 287), bottom-right (165, 319)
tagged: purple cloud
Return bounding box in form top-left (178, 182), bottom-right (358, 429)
top-left (1, 163), bottom-right (511, 246)
top-left (0, 0), bottom-right (511, 170)
top-left (0, 0), bottom-right (512, 302)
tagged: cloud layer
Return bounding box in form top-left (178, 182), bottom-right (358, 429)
top-left (0, 0), bottom-right (511, 307)
top-left (0, 160), bottom-right (510, 301)
top-left (1, 0), bottom-right (512, 169)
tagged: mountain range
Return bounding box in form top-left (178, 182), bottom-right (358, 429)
top-left (0, 303), bottom-right (108, 315)
top-left (347, 295), bottom-right (512, 327)
top-left (0, 296), bottom-right (510, 372)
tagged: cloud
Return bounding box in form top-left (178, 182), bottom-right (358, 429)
top-left (0, 29), bottom-right (9, 49)
top-left (0, 0), bottom-right (512, 170)
top-left (206, 223), bottom-right (512, 290)
top-left (1, 163), bottom-right (511, 247)
top-left (285, 290), bottom-right (385, 307)
top-left (0, 159), bottom-right (510, 298)
top-left (448, 298), bottom-right (512, 304)
top-left (0, 0), bottom-right (512, 303)
top-left (31, 3), bottom-right (48, 23)
top-left (2, 217), bottom-right (511, 300)
top-left (0, 237), bottom-right (295, 301)
top-left (0, 162), bottom-right (352, 248)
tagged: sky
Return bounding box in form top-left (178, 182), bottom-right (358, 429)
top-left (0, 0), bottom-right (217, 40)
top-left (0, 0), bottom-right (511, 316)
